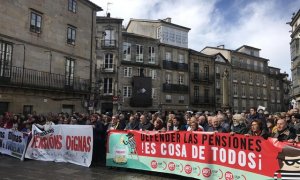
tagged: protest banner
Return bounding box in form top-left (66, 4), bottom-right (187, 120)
top-left (25, 124), bottom-right (93, 167)
top-left (106, 130), bottom-right (300, 179)
top-left (0, 128), bottom-right (28, 161)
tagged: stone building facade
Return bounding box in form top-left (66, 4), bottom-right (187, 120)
top-left (289, 10), bottom-right (300, 108)
top-left (95, 15), bottom-right (123, 114)
top-left (0, 0), bottom-right (102, 115)
top-left (202, 45), bottom-right (289, 113)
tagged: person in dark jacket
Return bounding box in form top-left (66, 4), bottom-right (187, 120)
top-left (125, 115), bottom-right (140, 130)
top-left (90, 114), bottom-right (106, 163)
top-left (230, 114), bottom-right (248, 135)
top-left (246, 119), bottom-right (269, 139)
top-left (207, 116), bottom-right (227, 133)
top-left (246, 107), bottom-right (267, 130)
top-left (272, 119), bottom-right (297, 142)
top-left (168, 115), bottom-right (186, 131)
top-left (139, 114), bottom-right (154, 131)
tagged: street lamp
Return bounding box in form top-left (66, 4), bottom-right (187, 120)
top-left (14, 43), bottom-right (26, 84)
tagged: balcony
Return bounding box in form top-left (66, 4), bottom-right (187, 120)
top-left (162, 60), bottom-right (188, 71)
top-left (97, 64), bottom-right (116, 74)
top-left (162, 83), bottom-right (189, 93)
top-left (191, 73), bottom-right (214, 83)
top-left (191, 96), bottom-right (215, 105)
top-left (0, 66), bottom-right (90, 93)
top-left (101, 40), bottom-right (116, 49)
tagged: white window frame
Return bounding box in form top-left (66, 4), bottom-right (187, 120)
top-left (123, 42), bottom-right (131, 61)
top-left (149, 69), bottom-right (157, 79)
top-left (123, 86), bottom-right (132, 98)
top-left (148, 46), bottom-right (155, 63)
top-left (136, 44), bottom-right (143, 62)
top-left (166, 52), bottom-right (171, 61)
top-left (124, 67), bottom-right (132, 77)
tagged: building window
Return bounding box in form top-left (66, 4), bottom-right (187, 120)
top-left (123, 86), bottom-right (132, 97)
top-left (104, 78), bottom-right (113, 94)
top-left (65, 58), bottom-right (74, 86)
top-left (216, 66), bottom-right (220, 74)
top-left (124, 67), bottom-right (132, 77)
top-left (166, 94), bottom-right (172, 103)
top-left (204, 89), bottom-right (209, 103)
top-left (30, 11), bottom-right (42, 33)
top-left (249, 87), bottom-right (253, 97)
top-left (233, 99), bottom-right (238, 113)
top-left (68, 0), bottom-right (77, 13)
top-left (242, 85), bottom-right (246, 97)
top-left (67, 26), bottom-right (76, 45)
top-left (152, 88), bottom-right (157, 99)
top-left (137, 67), bottom-right (145, 76)
top-left (263, 75), bottom-right (266, 85)
top-left (179, 96), bottom-right (184, 103)
top-left (136, 44), bottom-right (143, 62)
top-left (0, 42), bottom-right (12, 77)
top-left (233, 84), bottom-right (238, 96)
top-left (149, 69), bottom-right (157, 79)
top-left (123, 42), bottom-right (131, 61)
top-left (104, 53), bottom-right (113, 69)
top-left (254, 61), bottom-right (258, 70)
top-left (263, 88), bottom-right (267, 99)
top-left (242, 100), bottom-right (246, 112)
top-left (104, 29), bottom-right (115, 47)
top-left (178, 74), bottom-right (184, 85)
top-left (148, 46), bottom-right (155, 63)
top-left (204, 66), bottom-right (209, 80)
top-left (178, 54), bottom-right (184, 63)
top-left (256, 74), bottom-right (260, 85)
top-left (249, 73), bottom-right (253, 84)
top-left (216, 80), bottom-right (220, 89)
top-left (194, 63), bottom-right (199, 79)
top-left (166, 52), bottom-right (171, 61)
top-left (166, 74), bottom-right (171, 84)
top-left (194, 85), bottom-right (199, 96)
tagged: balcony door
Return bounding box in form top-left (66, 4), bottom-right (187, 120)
top-left (0, 42), bottom-right (12, 79)
top-left (65, 58), bottom-right (74, 87)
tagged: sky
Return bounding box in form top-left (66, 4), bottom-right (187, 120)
top-left (91, 0), bottom-right (300, 77)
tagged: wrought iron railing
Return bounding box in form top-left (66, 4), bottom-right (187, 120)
top-left (162, 83), bottom-right (189, 93)
top-left (0, 66), bottom-right (90, 93)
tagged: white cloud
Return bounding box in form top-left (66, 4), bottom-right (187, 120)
top-left (91, 0), bottom-right (300, 77)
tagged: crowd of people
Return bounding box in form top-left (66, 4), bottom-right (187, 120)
top-left (1, 107), bottom-right (300, 162)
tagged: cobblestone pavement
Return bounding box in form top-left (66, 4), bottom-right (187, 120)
top-left (0, 155), bottom-right (193, 180)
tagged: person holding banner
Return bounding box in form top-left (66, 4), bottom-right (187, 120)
top-left (245, 119), bottom-right (269, 139)
top-left (207, 116), bottom-right (226, 133)
top-left (230, 114), bottom-right (248, 135)
top-left (272, 119), bottom-right (297, 142)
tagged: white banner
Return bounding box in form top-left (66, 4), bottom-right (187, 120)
top-left (0, 128), bottom-right (28, 161)
top-left (25, 125), bottom-right (93, 167)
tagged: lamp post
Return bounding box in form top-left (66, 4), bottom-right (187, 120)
top-left (14, 43), bottom-right (26, 84)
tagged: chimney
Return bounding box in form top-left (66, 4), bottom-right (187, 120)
top-left (164, 17), bottom-right (171, 23)
top-left (107, 12), bottom-right (110, 18)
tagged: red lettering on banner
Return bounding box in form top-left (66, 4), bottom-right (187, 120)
top-left (66, 136), bottom-right (91, 152)
top-left (31, 135), bottom-right (62, 150)
top-left (124, 131), bottom-right (282, 177)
